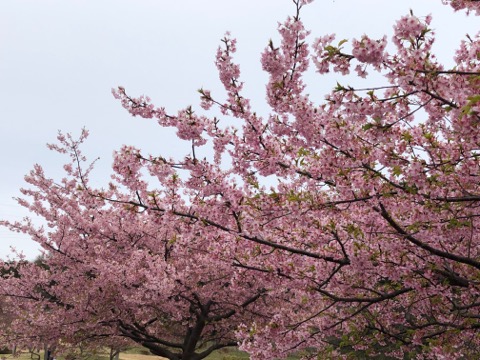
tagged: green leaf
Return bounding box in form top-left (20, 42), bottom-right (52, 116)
top-left (402, 131), bottom-right (413, 142)
top-left (392, 165), bottom-right (402, 177)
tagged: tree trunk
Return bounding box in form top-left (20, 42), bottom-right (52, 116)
top-left (43, 344), bottom-right (50, 360)
top-left (109, 348), bottom-right (120, 360)
top-left (28, 347), bottom-right (40, 360)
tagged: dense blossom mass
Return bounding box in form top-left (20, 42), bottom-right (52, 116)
top-left (2, 0), bottom-right (480, 359)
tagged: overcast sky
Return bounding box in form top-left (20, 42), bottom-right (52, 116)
top-left (0, 0), bottom-right (478, 260)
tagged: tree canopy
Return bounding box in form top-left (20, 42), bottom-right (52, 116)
top-left (2, 0), bottom-right (480, 359)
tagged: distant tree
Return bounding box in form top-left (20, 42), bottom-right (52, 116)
top-left (0, 298), bottom-right (14, 355)
top-left (3, 0), bottom-right (480, 359)
top-left (0, 262), bottom-right (21, 355)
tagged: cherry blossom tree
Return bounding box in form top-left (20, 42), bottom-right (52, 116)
top-left (0, 135), bottom-right (271, 360)
top-left (110, 0), bottom-right (480, 358)
top-left (0, 291), bottom-right (15, 354)
top-left (3, 0), bottom-right (480, 359)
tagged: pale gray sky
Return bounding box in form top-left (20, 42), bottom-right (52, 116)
top-left (0, 0), bottom-right (477, 259)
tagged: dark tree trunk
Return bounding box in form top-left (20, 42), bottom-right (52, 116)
top-left (43, 345), bottom-right (50, 360)
top-left (109, 348), bottom-right (120, 360)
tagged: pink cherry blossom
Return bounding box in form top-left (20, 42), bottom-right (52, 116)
top-left (3, 1), bottom-right (480, 359)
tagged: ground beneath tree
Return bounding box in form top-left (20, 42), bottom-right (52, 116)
top-left (121, 354), bottom-right (166, 360)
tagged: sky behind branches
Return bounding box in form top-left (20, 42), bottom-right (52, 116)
top-left (0, 0), bottom-right (478, 259)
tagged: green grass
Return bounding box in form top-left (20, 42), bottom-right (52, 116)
top-left (122, 346), bottom-right (249, 359)
top-left (0, 346), bottom-right (303, 360)
top-left (0, 347), bottom-right (246, 360)
top-left (0, 352), bottom-right (41, 360)
top-left (204, 347), bottom-right (249, 360)
top-left (122, 348), bottom-right (151, 356)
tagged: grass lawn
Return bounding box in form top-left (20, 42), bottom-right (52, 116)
top-left (0, 348), bottom-right (249, 360)
top-left (204, 348), bottom-right (249, 360)
top-left (122, 347), bottom-right (250, 360)
top-left (0, 346), bottom-right (302, 360)
top-left (0, 353), bottom-right (34, 360)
